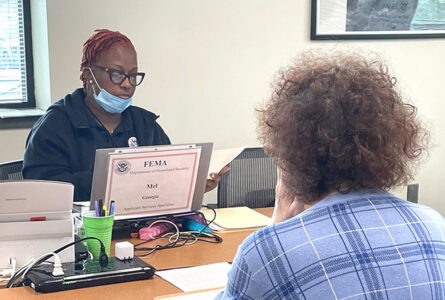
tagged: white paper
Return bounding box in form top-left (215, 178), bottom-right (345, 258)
top-left (201, 206), bottom-right (271, 230)
top-left (158, 288), bottom-right (224, 300)
top-left (156, 262), bottom-right (231, 292)
top-left (73, 201), bottom-right (90, 207)
top-left (208, 147), bottom-right (245, 176)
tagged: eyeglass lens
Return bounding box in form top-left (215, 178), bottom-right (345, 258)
top-left (109, 70), bottom-right (144, 86)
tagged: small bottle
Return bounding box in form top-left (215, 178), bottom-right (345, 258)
top-left (74, 216), bottom-right (87, 247)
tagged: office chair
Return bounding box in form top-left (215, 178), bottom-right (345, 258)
top-left (0, 159), bottom-right (24, 180)
top-left (217, 147), bottom-right (277, 208)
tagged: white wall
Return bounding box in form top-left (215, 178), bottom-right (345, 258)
top-left (0, 0), bottom-right (444, 211)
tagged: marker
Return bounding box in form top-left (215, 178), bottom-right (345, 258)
top-left (109, 201), bottom-right (115, 216)
top-left (95, 200), bottom-right (99, 217)
top-left (30, 216), bottom-right (46, 221)
top-left (102, 205), bottom-right (107, 217)
top-left (99, 200), bottom-right (104, 216)
top-left (98, 199), bottom-right (103, 216)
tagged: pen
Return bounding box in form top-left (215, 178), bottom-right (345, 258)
top-left (98, 199), bottom-right (103, 216)
top-left (95, 200), bottom-right (99, 217)
top-left (110, 200), bottom-right (115, 216)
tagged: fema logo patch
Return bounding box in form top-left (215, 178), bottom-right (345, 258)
top-left (115, 160), bottom-right (131, 175)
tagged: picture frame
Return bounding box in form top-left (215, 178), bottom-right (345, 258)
top-left (311, 0), bottom-right (445, 40)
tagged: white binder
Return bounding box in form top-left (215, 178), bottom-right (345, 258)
top-left (0, 180), bottom-right (75, 268)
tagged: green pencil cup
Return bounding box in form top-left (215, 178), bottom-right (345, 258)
top-left (82, 211), bottom-right (114, 259)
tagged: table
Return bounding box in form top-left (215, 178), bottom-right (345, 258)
top-left (0, 207), bottom-right (273, 299)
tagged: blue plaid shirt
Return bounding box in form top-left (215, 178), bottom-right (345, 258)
top-left (216, 190), bottom-right (445, 299)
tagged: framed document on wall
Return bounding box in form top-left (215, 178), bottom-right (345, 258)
top-left (311, 0), bottom-right (445, 40)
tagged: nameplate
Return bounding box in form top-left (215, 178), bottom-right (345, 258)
top-left (105, 147), bottom-right (202, 216)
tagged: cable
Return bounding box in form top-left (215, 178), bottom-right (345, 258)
top-left (134, 206), bottom-right (222, 257)
top-left (2, 258), bottom-right (35, 285)
top-left (51, 255), bottom-right (64, 276)
top-left (134, 219), bottom-right (181, 256)
top-left (198, 205), bottom-right (218, 235)
top-left (0, 258), bottom-right (17, 282)
top-left (21, 253), bottom-right (60, 281)
top-left (0, 258), bottom-right (16, 277)
top-left (11, 258), bottom-right (17, 279)
top-left (8, 208), bottom-right (221, 284)
top-left (144, 219), bottom-right (180, 241)
top-left (5, 258), bottom-right (35, 287)
top-left (52, 237), bottom-right (108, 268)
top-left (6, 237), bottom-right (108, 288)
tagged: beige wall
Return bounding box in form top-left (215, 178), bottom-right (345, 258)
top-left (0, 129), bottom-right (29, 161)
top-left (1, 0), bottom-right (444, 212)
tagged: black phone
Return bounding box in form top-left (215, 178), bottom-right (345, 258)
top-left (26, 256), bottom-right (155, 293)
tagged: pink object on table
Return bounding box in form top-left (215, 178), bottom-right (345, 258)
top-left (139, 222), bottom-right (174, 240)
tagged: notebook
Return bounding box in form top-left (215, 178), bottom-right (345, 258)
top-left (90, 143), bottom-right (213, 221)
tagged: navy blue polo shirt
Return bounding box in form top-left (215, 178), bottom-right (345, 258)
top-left (85, 106), bottom-right (138, 150)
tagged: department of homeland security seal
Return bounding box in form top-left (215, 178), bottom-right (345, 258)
top-left (115, 160), bottom-right (131, 175)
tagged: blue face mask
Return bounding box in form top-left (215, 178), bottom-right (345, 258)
top-left (89, 68), bottom-right (132, 114)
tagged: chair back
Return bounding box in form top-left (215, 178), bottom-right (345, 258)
top-left (217, 147), bottom-right (277, 208)
top-left (0, 160), bottom-right (24, 180)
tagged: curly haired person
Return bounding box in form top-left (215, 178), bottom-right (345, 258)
top-left (217, 50), bottom-right (445, 299)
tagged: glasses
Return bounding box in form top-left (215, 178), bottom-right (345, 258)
top-left (91, 65), bottom-right (145, 86)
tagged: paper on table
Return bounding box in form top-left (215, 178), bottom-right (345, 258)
top-left (156, 262), bottom-right (231, 292)
top-left (154, 287), bottom-right (224, 299)
top-left (200, 206), bottom-right (271, 230)
top-left (207, 146), bottom-right (245, 176)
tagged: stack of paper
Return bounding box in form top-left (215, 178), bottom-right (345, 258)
top-left (200, 206), bottom-right (271, 231)
top-left (156, 262), bottom-right (231, 292)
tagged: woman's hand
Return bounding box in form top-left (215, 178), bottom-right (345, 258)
top-left (271, 168), bottom-right (305, 224)
top-left (205, 166), bottom-right (230, 193)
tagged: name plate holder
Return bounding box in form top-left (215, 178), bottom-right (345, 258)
top-left (90, 143), bottom-right (213, 223)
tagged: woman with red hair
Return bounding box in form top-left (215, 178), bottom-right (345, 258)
top-left (23, 29), bottom-right (226, 201)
